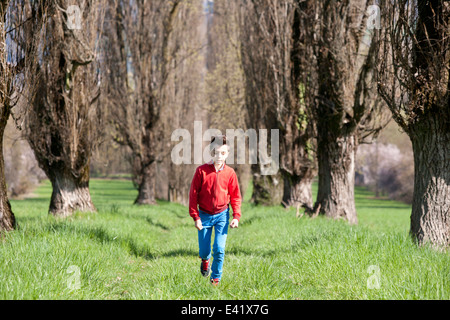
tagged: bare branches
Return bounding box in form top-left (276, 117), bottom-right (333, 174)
top-left (1, 1), bottom-right (47, 128)
top-left (238, 0), bottom-right (317, 207)
top-left (101, 0), bottom-right (205, 203)
top-left (298, 0), bottom-right (391, 140)
top-left (374, 1), bottom-right (450, 246)
top-left (25, 0), bottom-right (106, 184)
top-left (376, 0), bottom-right (450, 132)
top-left (0, 0), bottom-right (48, 229)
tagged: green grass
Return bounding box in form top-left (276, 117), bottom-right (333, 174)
top-left (1, 179), bottom-right (449, 300)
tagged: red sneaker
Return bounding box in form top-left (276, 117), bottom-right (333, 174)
top-left (200, 258), bottom-right (211, 277)
top-left (210, 278), bottom-right (220, 286)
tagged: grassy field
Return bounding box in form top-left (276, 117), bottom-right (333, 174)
top-left (1, 179), bottom-right (449, 300)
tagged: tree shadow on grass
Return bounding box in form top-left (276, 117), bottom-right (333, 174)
top-left (144, 217), bottom-right (171, 232)
top-left (43, 222), bottom-right (196, 261)
top-left (40, 219), bottom-right (327, 263)
top-left (103, 208), bottom-right (185, 232)
top-left (240, 215), bottom-right (263, 227)
top-left (142, 215), bottom-right (191, 232)
top-left (127, 213), bottom-right (177, 232)
top-left (227, 246), bottom-right (277, 257)
top-left (227, 233), bottom-right (324, 258)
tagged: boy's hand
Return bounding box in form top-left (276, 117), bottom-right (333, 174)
top-left (195, 219), bottom-right (203, 231)
top-left (230, 219), bottom-right (239, 228)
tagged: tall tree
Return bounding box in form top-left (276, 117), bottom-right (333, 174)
top-left (300, 0), bottom-right (389, 224)
top-left (25, 0), bottom-right (106, 217)
top-left (103, 0), bottom-right (203, 205)
top-left (376, 0), bottom-right (449, 246)
top-left (103, 0), bottom-right (163, 205)
top-left (0, 0), bottom-right (46, 230)
top-left (161, 0), bottom-right (256, 205)
top-left (239, 0), bottom-right (317, 209)
top-left (205, 0), bottom-right (251, 199)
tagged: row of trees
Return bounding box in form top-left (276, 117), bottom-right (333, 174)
top-left (376, 0), bottom-right (449, 246)
top-left (0, 0), bottom-right (448, 247)
top-left (1, 0), bottom-right (212, 221)
top-left (239, 0), bottom-right (390, 225)
top-left (237, 0), bottom-right (449, 246)
top-left (1, 0), bottom-right (47, 230)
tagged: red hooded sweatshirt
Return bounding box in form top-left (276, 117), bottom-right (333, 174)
top-left (189, 161), bottom-right (242, 222)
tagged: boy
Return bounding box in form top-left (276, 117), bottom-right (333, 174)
top-left (188, 135), bottom-right (242, 286)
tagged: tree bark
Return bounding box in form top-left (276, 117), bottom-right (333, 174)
top-left (315, 132), bottom-right (358, 224)
top-left (409, 112), bottom-right (450, 247)
top-left (283, 174), bottom-right (313, 210)
top-left (0, 121), bottom-right (16, 231)
top-left (251, 164), bottom-right (284, 206)
top-left (134, 161), bottom-right (157, 205)
top-left (48, 166), bottom-right (95, 217)
top-left (24, 0), bottom-right (104, 218)
top-left (375, 0), bottom-right (449, 246)
top-left (279, 112), bottom-right (316, 210)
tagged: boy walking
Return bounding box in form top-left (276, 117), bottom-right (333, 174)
top-left (189, 135), bottom-right (242, 286)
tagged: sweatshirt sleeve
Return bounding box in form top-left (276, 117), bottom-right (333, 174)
top-left (228, 170), bottom-right (242, 221)
top-left (189, 167), bottom-right (202, 221)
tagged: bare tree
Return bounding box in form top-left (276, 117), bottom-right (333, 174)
top-left (239, 0), bottom-right (317, 208)
top-left (103, 0), bottom-right (163, 205)
top-left (300, 0), bottom-right (390, 224)
top-left (164, 1), bottom-right (214, 206)
top-left (103, 0), bottom-right (205, 206)
top-left (205, 0), bottom-right (251, 199)
top-left (0, 0), bottom-right (46, 230)
top-left (25, 0), bottom-right (106, 217)
top-left (376, 0), bottom-right (449, 246)
top-left (0, 0), bottom-right (14, 231)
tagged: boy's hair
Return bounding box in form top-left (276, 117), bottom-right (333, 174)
top-left (210, 135), bottom-right (230, 151)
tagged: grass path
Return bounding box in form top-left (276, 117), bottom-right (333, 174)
top-left (1, 179), bottom-right (448, 299)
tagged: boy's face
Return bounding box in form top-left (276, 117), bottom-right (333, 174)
top-left (212, 144), bottom-right (229, 166)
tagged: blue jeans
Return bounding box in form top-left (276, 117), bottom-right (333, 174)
top-left (198, 207), bottom-right (229, 281)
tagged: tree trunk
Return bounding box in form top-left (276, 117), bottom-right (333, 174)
top-left (282, 175), bottom-right (313, 210)
top-left (251, 164), bottom-right (284, 206)
top-left (409, 112), bottom-right (450, 247)
top-left (48, 166), bottom-right (95, 217)
top-left (0, 122), bottom-right (16, 231)
top-left (235, 164), bottom-right (251, 203)
top-left (315, 132), bottom-right (358, 224)
top-left (135, 161), bottom-right (157, 205)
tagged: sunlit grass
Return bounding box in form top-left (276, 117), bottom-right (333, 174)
top-left (1, 179), bottom-right (448, 299)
